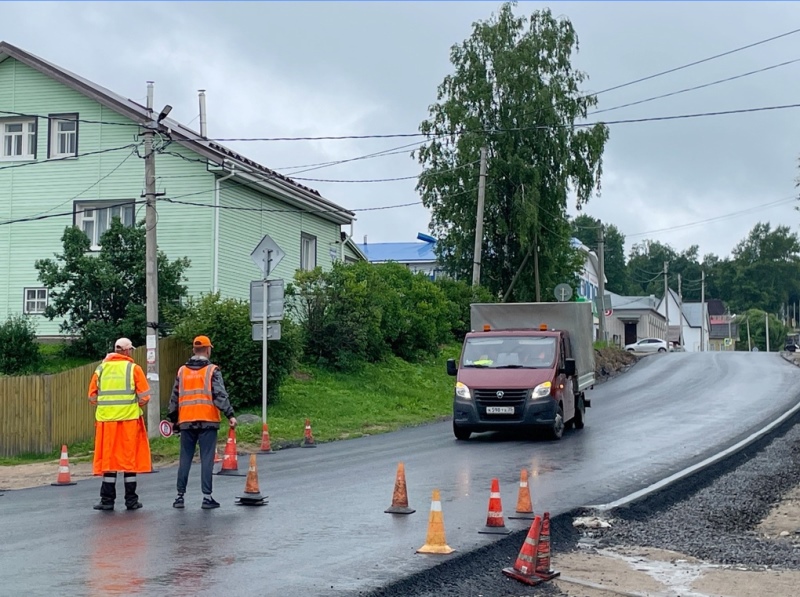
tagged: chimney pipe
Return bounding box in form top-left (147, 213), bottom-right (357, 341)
top-left (198, 89), bottom-right (207, 139)
top-left (363, 235), bottom-right (367, 245)
top-left (146, 81), bottom-right (154, 114)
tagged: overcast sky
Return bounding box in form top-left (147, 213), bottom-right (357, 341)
top-left (4, 1), bottom-right (800, 259)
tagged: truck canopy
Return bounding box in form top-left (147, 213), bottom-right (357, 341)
top-left (469, 302), bottom-right (596, 392)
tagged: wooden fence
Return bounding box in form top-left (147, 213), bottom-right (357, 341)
top-left (0, 336), bottom-right (191, 457)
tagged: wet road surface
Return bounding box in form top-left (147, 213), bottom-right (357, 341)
top-left (1, 352), bottom-right (798, 596)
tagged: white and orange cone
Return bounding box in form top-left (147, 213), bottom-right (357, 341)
top-left (51, 444), bottom-right (77, 487)
top-left (416, 489), bottom-right (455, 555)
top-left (478, 478), bottom-right (511, 535)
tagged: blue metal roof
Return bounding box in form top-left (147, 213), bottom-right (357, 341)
top-left (357, 233), bottom-right (438, 263)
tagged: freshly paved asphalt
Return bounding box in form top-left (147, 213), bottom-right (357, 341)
top-left (1, 352), bottom-right (798, 597)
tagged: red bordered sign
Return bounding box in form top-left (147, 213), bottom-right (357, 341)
top-left (159, 420), bottom-right (173, 438)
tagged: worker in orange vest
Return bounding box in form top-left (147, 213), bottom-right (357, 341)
top-left (88, 337), bottom-right (152, 511)
top-left (167, 335), bottom-right (236, 509)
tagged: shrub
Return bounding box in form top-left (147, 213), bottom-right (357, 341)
top-left (173, 293), bottom-right (301, 410)
top-left (434, 278), bottom-right (496, 340)
top-left (0, 315), bottom-right (42, 375)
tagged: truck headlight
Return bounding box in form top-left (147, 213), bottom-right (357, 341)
top-left (531, 381), bottom-right (551, 399)
top-left (455, 381), bottom-right (471, 400)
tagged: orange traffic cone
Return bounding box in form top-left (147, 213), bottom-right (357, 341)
top-left (479, 478), bottom-right (511, 535)
top-left (509, 468), bottom-right (535, 520)
top-left (301, 418), bottom-right (316, 448)
top-left (534, 511), bottom-right (560, 581)
top-left (213, 449), bottom-right (222, 473)
top-left (51, 444), bottom-right (77, 486)
top-left (384, 462), bottom-right (415, 515)
top-left (260, 423), bottom-right (274, 453)
top-left (416, 489), bottom-right (455, 554)
top-left (235, 454), bottom-right (268, 506)
top-left (502, 515), bottom-right (544, 586)
top-left (215, 427), bottom-right (246, 476)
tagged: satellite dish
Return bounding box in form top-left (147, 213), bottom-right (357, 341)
top-left (554, 283), bottom-right (573, 302)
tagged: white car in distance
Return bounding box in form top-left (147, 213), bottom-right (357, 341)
top-left (624, 338), bottom-right (670, 353)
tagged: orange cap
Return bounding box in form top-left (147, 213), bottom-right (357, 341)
top-left (193, 335), bottom-right (213, 348)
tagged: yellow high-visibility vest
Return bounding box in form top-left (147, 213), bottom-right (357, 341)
top-left (95, 360), bottom-right (139, 422)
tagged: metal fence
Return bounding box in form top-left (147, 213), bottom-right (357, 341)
top-left (0, 336), bottom-right (190, 457)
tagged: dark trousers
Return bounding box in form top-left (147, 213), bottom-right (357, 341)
top-left (176, 427), bottom-right (218, 496)
top-left (100, 472), bottom-right (138, 506)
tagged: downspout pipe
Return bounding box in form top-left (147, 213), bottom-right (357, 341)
top-left (213, 164), bottom-right (235, 293)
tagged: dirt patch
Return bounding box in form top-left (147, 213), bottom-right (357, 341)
top-left (757, 485), bottom-right (800, 539)
top-left (594, 347), bottom-right (638, 383)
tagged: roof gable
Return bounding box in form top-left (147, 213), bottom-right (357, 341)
top-left (0, 41), bottom-right (354, 225)
top-left (682, 302), bottom-right (707, 328)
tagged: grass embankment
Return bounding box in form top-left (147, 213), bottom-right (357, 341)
top-left (1, 344), bottom-right (461, 466)
top-left (38, 343), bottom-right (95, 374)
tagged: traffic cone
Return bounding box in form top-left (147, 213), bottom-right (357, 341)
top-left (502, 515), bottom-right (544, 586)
top-left (301, 418), bottom-right (316, 448)
top-left (51, 444), bottom-right (77, 486)
top-left (260, 423), bottom-right (274, 453)
top-left (534, 511), bottom-right (560, 581)
top-left (215, 427), bottom-right (246, 476)
top-left (509, 468), bottom-right (535, 520)
top-left (478, 478), bottom-right (511, 535)
top-left (213, 449), bottom-right (222, 474)
top-left (384, 462), bottom-right (415, 515)
top-left (235, 454), bottom-right (268, 506)
top-left (416, 489), bottom-right (455, 555)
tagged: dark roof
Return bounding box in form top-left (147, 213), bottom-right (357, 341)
top-left (709, 323), bottom-right (740, 340)
top-left (707, 299), bottom-right (726, 316)
top-left (0, 41), bottom-right (355, 225)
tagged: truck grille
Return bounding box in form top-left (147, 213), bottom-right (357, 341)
top-left (473, 389), bottom-right (529, 403)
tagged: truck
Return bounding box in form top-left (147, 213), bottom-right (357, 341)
top-left (446, 302), bottom-right (596, 441)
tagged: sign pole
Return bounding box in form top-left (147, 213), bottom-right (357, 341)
top-left (262, 249), bottom-right (272, 426)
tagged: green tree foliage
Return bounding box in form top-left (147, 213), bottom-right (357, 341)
top-left (571, 214), bottom-right (629, 294)
top-left (288, 262), bottom-right (457, 371)
top-left (173, 293), bottom-right (302, 409)
top-left (735, 309), bottom-right (790, 352)
top-left (414, 2), bottom-right (609, 301)
top-left (435, 278), bottom-right (496, 340)
top-left (35, 220), bottom-right (190, 358)
top-left (0, 315), bottom-right (41, 375)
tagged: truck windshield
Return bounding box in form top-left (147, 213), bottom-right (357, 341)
top-left (462, 336), bottom-right (557, 369)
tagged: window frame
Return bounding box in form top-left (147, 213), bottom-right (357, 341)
top-left (48, 113), bottom-right (79, 159)
top-left (300, 233), bottom-right (317, 271)
top-left (1, 117), bottom-right (37, 161)
top-left (23, 287), bottom-right (49, 315)
top-left (73, 200), bottom-right (137, 251)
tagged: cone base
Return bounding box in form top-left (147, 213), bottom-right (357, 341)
top-left (260, 448), bottom-right (275, 454)
top-left (51, 481), bottom-right (77, 486)
top-left (416, 543), bottom-right (455, 555)
top-left (235, 493), bottom-right (268, 506)
top-left (535, 570), bottom-right (560, 581)
top-left (384, 505), bottom-right (416, 514)
top-left (479, 526), bottom-right (512, 535)
top-left (508, 512), bottom-right (536, 520)
top-left (215, 469), bottom-right (247, 477)
top-left (502, 567), bottom-right (543, 586)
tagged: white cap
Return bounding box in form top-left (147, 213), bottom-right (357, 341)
top-left (114, 338), bottom-right (134, 350)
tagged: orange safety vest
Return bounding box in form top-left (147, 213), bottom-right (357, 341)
top-left (177, 364), bottom-right (220, 424)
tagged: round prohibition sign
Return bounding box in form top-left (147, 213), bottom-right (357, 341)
top-left (159, 420), bottom-right (173, 438)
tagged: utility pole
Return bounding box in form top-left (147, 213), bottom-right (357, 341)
top-left (700, 269), bottom-right (706, 352)
top-left (727, 308), bottom-right (732, 352)
top-left (471, 146), bottom-right (488, 287)
top-left (663, 261), bottom-right (669, 347)
top-left (765, 311), bottom-right (770, 352)
top-left (533, 230), bottom-right (541, 302)
top-left (597, 224), bottom-right (607, 344)
top-left (746, 316), bottom-right (752, 351)
top-left (677, 273), bottom-right (682, 300)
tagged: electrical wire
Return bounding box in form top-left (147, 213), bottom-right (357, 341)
top-left (0, 199), bottom-right (146, 227)
top-left (0, 144), bottom-right (138, 172)
top-left (590, 58), bottom-right (800, 116)
top-left (586, 27), bottom-right (800, 97)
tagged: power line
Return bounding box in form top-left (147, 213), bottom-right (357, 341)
top-left (591, 58), bottom-right (800, 116)
top-left (0, 109), bottom-right (140, 128)
top-left (587, 27), bottom-right (800, 97)
top-left (0, 199), bottom-right (146, 227)
top-left (0, 144), bottom-right (138, 172)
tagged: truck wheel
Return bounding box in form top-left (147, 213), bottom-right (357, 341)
top-left (453, 422), bottom-right (471, 441)
top-left (548, 404), bottom-right (565, 440)
top-left (573, 396), bottom-right (585, 430)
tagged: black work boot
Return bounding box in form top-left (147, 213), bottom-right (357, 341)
top-left (95, 472), bottom-right (117, 510)
top-left (93, 500), bottom-right (114, 511)
top-left (124, 473), bottom-right (142, 510)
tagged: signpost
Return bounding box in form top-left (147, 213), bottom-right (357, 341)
top-left (250, 234), bottom-right (286, 426)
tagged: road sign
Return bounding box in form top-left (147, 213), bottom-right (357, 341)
top-left (252, 323), bottom-right (282, 342)
top-left (594, 293), bottom-right (612, 314)
top-left (724, 337), bottom-right (732, 347)
top-left (554, 283), bottom-right (573, 302)
top-left (159, 420), bottom-right (173, 438)
top-left (604, 308), bottom-right (613, 317)
top-left (250, 234), bottom-right (285, 277)
top-left (250, 279), bottom-right (285, 321)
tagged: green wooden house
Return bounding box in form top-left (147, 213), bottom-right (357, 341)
top-left (0, 41), bottom-right (363, 338)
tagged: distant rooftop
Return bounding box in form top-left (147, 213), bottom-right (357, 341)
top-left (682, 302), bottom-right (707, 328)
top-left (357, 232), bottom-right (438, 263)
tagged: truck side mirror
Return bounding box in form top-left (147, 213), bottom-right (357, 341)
top-left (446, 358), bottom-right (458, 376)
top-left (562, 358), bottom-right (576, 377)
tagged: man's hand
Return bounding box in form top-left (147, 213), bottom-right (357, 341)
top-left (229, 417), bottom-right (237, 428)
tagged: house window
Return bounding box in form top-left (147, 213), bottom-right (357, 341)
top-left (2, 119), bottom-right (37, 160)
top-left (301, 233), bottom-right (317, 271)
top-left (75, 201), bottom-right (136, 250)
top-left (49, 114), bottom-right (78, 158)
top-left (24, 288), bottom-right (48, 315)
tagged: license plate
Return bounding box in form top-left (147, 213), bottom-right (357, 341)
top-left (485, 406), bottom-right (515, 415)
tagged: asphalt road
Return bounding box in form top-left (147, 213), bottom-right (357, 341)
top-left (1, 352), bottom-right (798, 597)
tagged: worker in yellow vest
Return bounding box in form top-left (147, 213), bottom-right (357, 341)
top-left (87, 337), bottom-right (152, 511)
